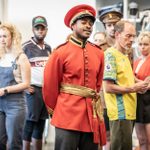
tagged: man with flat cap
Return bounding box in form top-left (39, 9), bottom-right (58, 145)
top-left (99, 7), bottom-right (122, 47)
top-left (99, 7), bottom-right (133, 64)
top-left (22, 16), bottom-right (51, 150)
top-left (43, 4), bottom-right (106, 150)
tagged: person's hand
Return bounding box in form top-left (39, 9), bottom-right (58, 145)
top-left (138, 90), bottom-right (147, 94)
top-left (0, 88), bottom-right (5, 96)
top-left (26, 86), bottom-right (35, 94)
top-left (144, 76), bottom-right (150, 83)
top-left (144, 76), bottom-right (150, 91)
top-left (133, 80), bottom-right (149, 93)
top-left (49, 114), bottom-right (53, 118)
top-left (145, 76), bottom-right (150, 81)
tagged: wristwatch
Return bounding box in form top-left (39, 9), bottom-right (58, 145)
top-left (4, 89), bottom-right (8, 96)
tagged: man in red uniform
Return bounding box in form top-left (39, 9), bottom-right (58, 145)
top-left (43, 4), bottom-right (105, 150)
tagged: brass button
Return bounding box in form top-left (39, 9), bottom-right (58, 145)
top-left (84, 49), bottom-right (87, 52)
top-left (85, 83), bottom-right (88, 87)
top-left (84, 54), bottom-right (88, 58)
top-left (85, 78), bottom-right (88, 82)
top-left (85, 60), bottom-right (88, 64)
top-left (85, 72), bottom-right (88, 76)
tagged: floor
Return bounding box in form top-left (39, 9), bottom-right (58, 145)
top-left (40, 119), bottom-right (140, 150)
top-left (30, 143), bottom-right (54, 150)
top-left (42, 119), bottom-right (55, 150)
top-left (42, 143), bottom-right (54, 150)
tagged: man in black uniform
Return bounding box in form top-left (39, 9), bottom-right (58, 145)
top-left (22, 16), bottom-right (51, 150)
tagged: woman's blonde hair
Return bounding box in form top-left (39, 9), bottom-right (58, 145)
top-left (138, 31), bottom-right (150, 43)
top-left (0, 23), bottom-right (23, 58)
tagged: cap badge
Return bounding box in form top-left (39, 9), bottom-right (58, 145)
top-left (108, 14), bottom-right (113, 19)
top-left (34, 17), bottom-right (45, 23)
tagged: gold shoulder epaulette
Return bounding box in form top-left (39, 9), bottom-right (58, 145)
top-left (54, 41), bottom-right (68, 50)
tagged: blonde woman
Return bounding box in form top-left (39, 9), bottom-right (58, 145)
top-left (133, 31), bottom-right (150, 150)
top-left (0, 23), bottom-right (30, 150)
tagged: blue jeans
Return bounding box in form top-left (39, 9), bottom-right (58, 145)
top-left (0, 96), bottom-right (26, 150)
top-left (25, 86), bottom-right (48, 121)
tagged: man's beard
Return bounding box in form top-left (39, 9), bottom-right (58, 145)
top-left (34, 35), bottom-right (45, 41)
top-left (124, 46), bottom-right (132, 55)
top-left (76, 32), bottom-right (89, 41)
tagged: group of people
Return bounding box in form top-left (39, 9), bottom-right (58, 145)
top-left (93, 6), bottom-right (150, 150)
top-left (0, 16), bottom-right (51, 150)
top-left (0, 3), bottom-right (150, 150)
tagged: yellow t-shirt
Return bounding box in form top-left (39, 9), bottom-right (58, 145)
top-left (104, 47), bottom-right (137, 120)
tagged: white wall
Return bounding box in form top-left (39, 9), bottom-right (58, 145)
top-left (6, 0), bottom-right (96, 48)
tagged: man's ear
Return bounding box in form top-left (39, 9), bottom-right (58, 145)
top-left (103, 23), bottom-right (106, 29)
top-left (71, 22), bottom-right (75, 31)
top-left (71, 25), bottom-right (73, 30)
top-left (45, 27), bottom-right (48, 32)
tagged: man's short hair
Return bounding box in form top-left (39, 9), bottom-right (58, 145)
top-left (114, 20), bottom-right (133, 33)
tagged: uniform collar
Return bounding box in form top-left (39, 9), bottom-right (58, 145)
top-left (69, 35), bottom-right (87, 48)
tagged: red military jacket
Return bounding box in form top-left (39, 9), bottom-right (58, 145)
top-left (43, 35), bottom-right (104, 132)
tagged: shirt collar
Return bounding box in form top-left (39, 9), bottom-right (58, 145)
top-left (69, 35), bottom-right (87, 48)
top-left (31, 37), bottom-right (46, 50)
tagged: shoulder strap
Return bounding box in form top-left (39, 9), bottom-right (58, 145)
top-left (135, 58), bottom-right (146, 74)
top-left (14, 52), bottom-right (24, 63)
